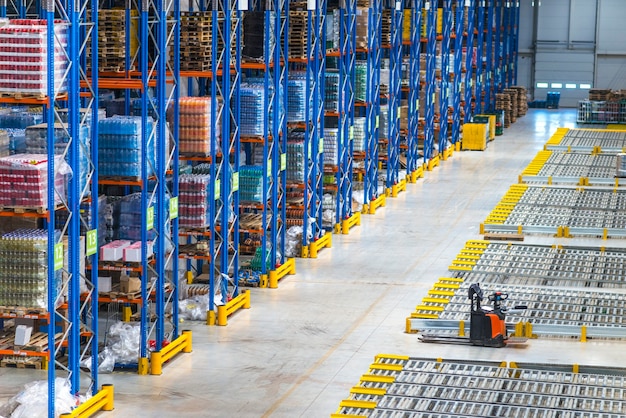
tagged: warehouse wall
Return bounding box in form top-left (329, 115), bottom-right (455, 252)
top-left (519, 0), bottom-right (626, 107)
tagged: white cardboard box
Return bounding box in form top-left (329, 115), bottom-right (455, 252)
top-left (14, 325), bottom-right (32, 346)
top-left (123, 241), bottom-right (154, 263)
top-left (98, 276), bottom-right (112, 293)
top-left (100, 240), bottom-right (132, 261)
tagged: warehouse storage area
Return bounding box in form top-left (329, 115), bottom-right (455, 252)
top-left (0, 0), bottom-right (624, 417)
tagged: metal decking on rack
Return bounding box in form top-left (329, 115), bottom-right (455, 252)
top-left (520, 150), bottom-right (626, 186)
top-left (450, 241), bottom-right (626, 288)
top-left (410, 281), bottom-right (626, 339)
top-left (481, 184), bottom-right (626, 238)
top-left (334, 356), bottom-right (626, 417)
top-left (545, 128), bottom-right (626, 152)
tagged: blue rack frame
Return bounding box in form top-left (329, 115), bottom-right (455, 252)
top-left (423, 1), bottom-right (436, 163)
top-left (384, 0), bottom-right (402, 194)
top-left (463, 0), bottom-right (476, 123)
top-left (474, 0), bottom-right (484, 114)
top-left (406, 0), bottom-right (422, 181)
top-left (439, 0), bottom-right (452, 152)
top-left (484, 0), bottom-right (493, 110)
top-left (450, 0), bottom-right (464, 147)
top-left (362, 0), bottom-right (382, 213)
top-left (335, 0), bottom-right (356, 231)
top-left (494, 0), bottom-right (502, 96)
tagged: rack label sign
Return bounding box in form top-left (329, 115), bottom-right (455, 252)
top-left (232, 172), bottom-right (239, 192)
top-left (86, 230), bottom-right (97, 257)
top-left (170, 197), bottom-right (178, 220)
top-left (54, 243), bottom-right (63, 271)
top-left (267, 159), bottom-right (272, 176)
top-left (147, 206), bottom-right (154, 230)
top-left (349, 126), bottom-right (354, 141)
top-left (376, 116), bottom-right (379, 129)
top-left (319, 137), bottom-right (324, 154)
top-left (280, 153), bottom-right (286, 171)
top-left (215, 180), bottom-right (221, 200)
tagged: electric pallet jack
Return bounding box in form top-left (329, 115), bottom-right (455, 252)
top-left (419, 283), bottom-right (528, 347)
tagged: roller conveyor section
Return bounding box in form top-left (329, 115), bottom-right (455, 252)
top-left (482, 186), bottom-right (626, 237)
top-left (411, 282), bottom-right (626, 338)
top-left (335, 358), bottom-right (626, 417)
top-left (521, 152), bottom-right (623, 186)
top-left (546, 129), bottom-right (626, 152)
top-left (450, 242), bottom-right (626, 289)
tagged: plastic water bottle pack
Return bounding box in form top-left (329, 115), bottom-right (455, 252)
top-left (179, 174), bottom-right (212, 229)
top-left (98, 115), bottom-right (155, 177)
top-left (239, 165), bottom-right (266, 203)
top-left (287, 73), bottom-right (307, 122)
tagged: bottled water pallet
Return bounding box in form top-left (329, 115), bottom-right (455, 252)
top-left (482, 185), bottom-right (626, 238)
top-left (411, 281), bottom-right (626, 339)
top-left (333, 356), bottom-right (626, 417)
top-left (520, 150), bottom-right (626, 186)
top-left (450, 241), bottom-right (626, 289)
top-left (545, 128), bottom-right (626, 153)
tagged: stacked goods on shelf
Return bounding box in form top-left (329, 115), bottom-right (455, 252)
top-left (323, 128), bottom-right (338, 166)
top-left (380, 60), bottom-right (390, 97)
top-left (89, 9), bottom-right (138, 72)
top-left (0, 107), bottom-right (42, 154)
top-left (177, 97), bottom-right (219, 156)
top-left (495, 92), bottom-right (512, 128)
top-left (0, 229), bottom-right (62, 308)
top-left (0, 19), bottom-right (68, 97)
top-left (332, 8), bottom-right (369, 49)
top-left (179, 174), bottom-right (211, 229)
top-left (461, 123), bottom-right (488, 151)
top-left (381, 9), bottom-right (391, 45)
top-left (355, 61), bottom-right (367, 103)
top-left (242, 11), bottom-right (274, 61)
top-left (174, 11), bottom-right (237, 71)
top-left (324, 71), bottom-right (340, 112)
top-left (510, 86), bottom-right (528, 116)
top-left (322, 193), bottom-right (335, 228)
top-left (287, 73), bottom-right (307, 122)
top-left (25, 123), bottom-right (90, 193)
top-left (98, 115), bottom-right (155, 177)
top-left (240, 83), bottom-right (266, 137)
top-left (0, 154), bottom-right (69, 208)
top-left (112, 192), bottom-right (169, 243)
top-left (288, 11), bottom-right (307, 58)
top-left (238, 166), bottom-right (266, 203)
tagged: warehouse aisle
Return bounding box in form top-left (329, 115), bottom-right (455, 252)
top-left (5, 108), bottom-right (626, 417)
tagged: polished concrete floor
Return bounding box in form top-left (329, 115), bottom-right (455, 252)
top-left (3, 108), bottom-right (626, 417)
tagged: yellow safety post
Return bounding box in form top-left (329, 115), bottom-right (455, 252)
top-left (121, 306), bottom-right (132, 322)
top-left (138, 357), bottom-right (149, 375)
top-left (207, 310), bottom-right (216, 326)
top-left (458, 320), bottom-right (465, 337)
top-left (186, 271), bottom-right (193, 285)
top-left (581, 325), bottom-right (587, 342)
top-left (217, 305), bottom-right (228, 326)
top-left (260, 274), bottom-right (269, 288)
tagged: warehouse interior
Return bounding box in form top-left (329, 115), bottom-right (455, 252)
top-left (0, 0), bottom-right (625, 417)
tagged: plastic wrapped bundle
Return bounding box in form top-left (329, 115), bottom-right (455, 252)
top-left (25, 123), bottom-right (90, 194)
top-left (98, 115), bottom-right (155, 177)
top-left (355, 61), bottom-right (367, 102)
top-left (0, 154), bottom-right (69, 208)
top-left (0, 228), bottom-right (62, 308)
top-left (239, 165), bottom-right (266, 203)
top-left (287, 73), bottom-right (307, 122)
top-left (179, 174), bottom-right (211, 229)
top-left (240, 83), bottom-right (266, 137)
top-left (353, 117), bottom-right (366, 152)
top-left (379, 105), bottom-right (388, 139)
top-left (0, 19), bottom-right (68, 96)
top-left (177, 97), bottom-right (220, 156)
top-left (0, 128), bottom-right (8, 157)
top-left (323, 128), bottom-right (338, 166)
top-left (287, 132), bottom-right (305, 183)
top-left (115, 192), bottom-right (170, 242)
top-left (324, 71), bottom-right (340, 112)
top-left (0, 107), bottom-right (43, 128)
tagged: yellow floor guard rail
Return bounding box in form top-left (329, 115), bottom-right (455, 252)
top-left (60, 385), bottom-right (114, 418)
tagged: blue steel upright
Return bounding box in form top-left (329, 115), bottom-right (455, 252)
top-left (363, 0), bottom-right (381, 210)
top-left (474, 0), bottom-right (484, 114)
top-left (450, 0), bottom-right (464, 145)
top-left (485, 0), bottom-right (494, 110)
top-left (439, 0), bottom-right (452, 151)
top-left (463, 0), bottom-right (476, 123)
top-left (385, 0), bottom-right (402, 192)
top-left (423, 1), bottom-right (436, 163)
top-left (406, 0), bottom-right (421, 178)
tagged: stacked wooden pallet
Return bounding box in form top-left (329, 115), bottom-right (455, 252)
top-left (503, 88), bottom-right (519, 122)
top-left (589, 89), bottom-right (612, 101)
top-left (288, 11), bottom-right (308, 58)
top-left (381, 10), bottom-right (391, 45)
top-left (510, 85), bottom-right (528, 116)
top-left (90, 10), bottom-right (138, 72)
top-left (495, 93), bottom-right (512, 128)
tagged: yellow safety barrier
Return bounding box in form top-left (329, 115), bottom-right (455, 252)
top-left (309, 231), bottom-right (332, 258)
top-left (342, 212), bottom-right (361, 234)
top-left (213, 290), bottom-right (251, 326)
top-left (368, 194), bottom-right (386, 215)
top-left (269, 258), bottom-right (296, 288)
top-left (60, 385), bottom-right (114, 418)
top-left (150, 330), bottom-right (193, 375)
top-left (427, 155), bottom-right (440, 171)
